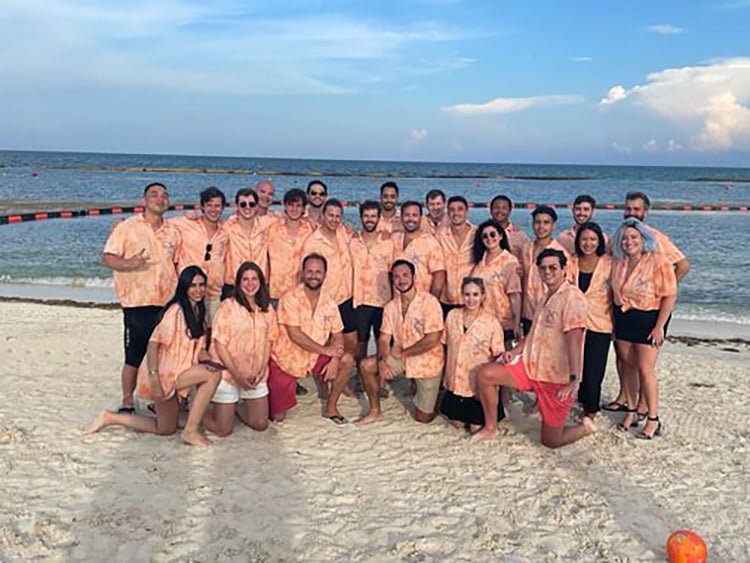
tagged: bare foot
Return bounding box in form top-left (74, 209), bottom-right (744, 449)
top-left (469, 427), bottom-right (500, 443)
top-left (180, 429), bottom-right (211, 446)
top-left (355, 411), bottom-right (382, 426)
top-left (86, 410), bottom-right (113, 434)
top-left (449, 420), bottom-right (465, 431)
top-left (581, 416), bottom-right (595, 436)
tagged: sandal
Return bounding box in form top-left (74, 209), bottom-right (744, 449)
top-left (323, 414), bottom-right (348, 426)
top-left (636, 416), bottom-right (663, 440)
top-left (602, 401), bottom-right (629, 413)
top-left (116, 406), bottom-right (135, 415)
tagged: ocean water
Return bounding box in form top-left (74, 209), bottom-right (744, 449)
top-left (1, 150), bottom-right (749, 330)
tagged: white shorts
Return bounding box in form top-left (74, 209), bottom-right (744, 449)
top-left (212, 379), bottom-right (269, 404)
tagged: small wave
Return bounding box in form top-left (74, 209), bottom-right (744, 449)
top-left (673, 310), bottom-right (750, 326)
top-left (0, 275), bottom-right (113, 288)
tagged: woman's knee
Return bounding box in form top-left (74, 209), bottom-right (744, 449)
top-left (248, 419), bottom-right (269, 431)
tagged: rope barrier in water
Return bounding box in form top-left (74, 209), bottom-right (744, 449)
top-left (1, 201), bottom-right (748, 226)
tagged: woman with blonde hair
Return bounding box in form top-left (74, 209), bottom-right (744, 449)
top-left (611, 218), bottom-right (677, 439)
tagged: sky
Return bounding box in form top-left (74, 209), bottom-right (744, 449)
top-left (1, 0), bottom-right (749, 166)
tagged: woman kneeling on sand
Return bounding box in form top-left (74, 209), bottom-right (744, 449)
top-left (440, 277), bottom-right (506, 434)
top-left (88, 266), bottom-right (221, 446)
top-left (201, 262), bottom-right (277, 436)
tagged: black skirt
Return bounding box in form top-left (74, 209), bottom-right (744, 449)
top-left (440, 389), bottom-right (504, 426)
top-left (613, 306), bottom-right (671, 345)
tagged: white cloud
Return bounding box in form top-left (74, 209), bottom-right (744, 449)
top-left (0, 1), bottom-right (480, 96)
top-left (667, 139), bottom-right (683, 151)
top-left (572, 56), bottom-right (593, 62)
top-left (599, 85), bottom-right (628, 106)
top-left (646, 24), bottom-right (685, 34)
top-left (442, 94), bottom-right (583, 115)
top-left (642, 139), bottom-right (658, 152)
top-left (410, 128), bottom-right (429, 140)
top-left (600, 58), bottom-right (750, 151)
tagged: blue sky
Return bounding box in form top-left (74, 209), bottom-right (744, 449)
top-left (1, 0), bottom-right (749, 166)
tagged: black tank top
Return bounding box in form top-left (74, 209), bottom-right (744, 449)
top-left (578, 271), bottom-right (593, 293)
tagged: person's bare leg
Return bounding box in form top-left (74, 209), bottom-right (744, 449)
top-left (341, 332), bottom-right (359, 397)
top-left (414, 408), bottom-right (436, 424)
top-left (616, 341), bottom-right (639, 428)
top-left (88, 397), bottom-right (179, 436)
top-left (120, 364), bottom-right (138, 409)
top-left (355, 355), bottom-right (382, 425)
top-left (636, 344), bottom-right (661, 436)
top-left (324, 353), bottom-right (355, 418)
top-left (540, 417), bottom-right (594, 449)
top-left (202, 402), bottom-right (236, 437)
top-left (314, 376), bottom-right (330, 400)
top-left (470, 363), bottom-right (519, 443)
top-left (500, 386), bottom-right (512, 420)
top-left (176, 366), bottom-right (221, 446)
top-left (238, 397), bottom-right (269, 431)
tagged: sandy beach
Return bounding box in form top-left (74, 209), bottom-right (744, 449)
top-left (1, 300), bottom-right (748, 561)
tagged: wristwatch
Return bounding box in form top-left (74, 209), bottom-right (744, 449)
top-left (569, 373), bottom-right (578, 383)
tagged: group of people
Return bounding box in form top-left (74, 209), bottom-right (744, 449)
top-left (87, 179), bottom-right (689, 449)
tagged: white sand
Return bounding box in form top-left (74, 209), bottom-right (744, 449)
top-left (1, 301), bottom-right (747, 561)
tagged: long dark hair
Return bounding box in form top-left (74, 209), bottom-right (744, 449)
top-left (163, 265), bottom-right (207, 339)
top-left (472, 219), bottom-right (510, 264)
top-left (574, 221), bottom-right (607, 257)
top-left (233, 261), bottom-right (271, 312)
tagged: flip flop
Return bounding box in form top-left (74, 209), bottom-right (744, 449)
top-left (323, 414), bottom-right (348, 426)
top-left (117, 406), bottom-right (136, 415)
top-left (601, 401), bottom-right (629, 412)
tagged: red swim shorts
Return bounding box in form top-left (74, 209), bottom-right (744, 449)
top-left (505, 359), bottom-right (574, 428)
top-left (267, 355), bottom-right (331, 418)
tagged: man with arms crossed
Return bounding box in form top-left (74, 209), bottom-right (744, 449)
top-left (471, 249), bottom-right (594, 448)
top-left (101, 182), bottom-right (181, 414)
top-left (268, 253), bottom-right (355, 424)
top-left (171, 186), bottom-right (228, 323)
top-left (490, 194), bottom-right (530, 263)
top-left (392, 201), bottom-right (446, 299)
top-left (358, 260), bottom-right (444, 424)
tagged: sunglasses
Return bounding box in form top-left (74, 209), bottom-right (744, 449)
top-left (238, 201), bottom-right (257, 208)
top-left (481, 231), bottom-right (499, 240)
top-left (204, 243), bottom-right (213, 261)
top-left (309, 190), bottom-right (326, 197)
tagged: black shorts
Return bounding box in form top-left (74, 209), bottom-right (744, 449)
top-left (338, 298), bottom-right (357, 334)
top-left (123, 306), bottom-right (162, 368)
top-left (440, 389), bottom-right (504, 426)
top-left (353, 305), bottom-right (384, 342)
top-left (613, 306), bottom-right (671, 345)
top-left (521, 318), bottom-right (533, 336)
top-left (503, 329), bottom-right (516, 347)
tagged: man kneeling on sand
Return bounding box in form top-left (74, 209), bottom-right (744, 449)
top-left (268, 253), bottom-right (355, 425)
top-left (471, 249), bottom-right (594, 448)
top-left (358, 260), bottom-right (444, 424)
